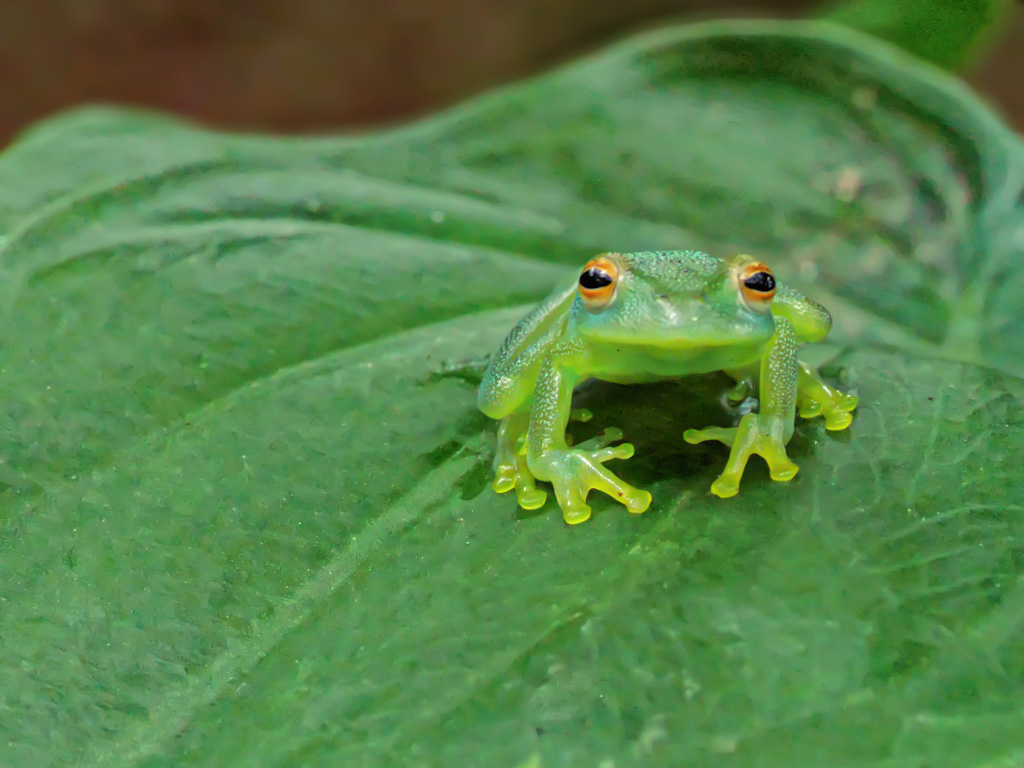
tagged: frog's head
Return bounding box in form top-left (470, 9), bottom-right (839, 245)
top-left (571, 250), bottom-right (777, 348)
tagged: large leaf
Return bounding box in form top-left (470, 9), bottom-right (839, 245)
top-left (1, 19), bottom-right (1022, 768)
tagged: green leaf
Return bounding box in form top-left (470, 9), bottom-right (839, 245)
top-left (820, 0), bottom-right (1011, 69)
top-left (1, 19), bottom-right (1022, 768)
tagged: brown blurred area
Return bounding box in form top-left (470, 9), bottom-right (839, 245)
top-left (0, 0), bottom-right (1021, 148)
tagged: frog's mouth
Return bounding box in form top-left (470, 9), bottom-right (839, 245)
top-left (579, 317), bottom-right (774, 350)
top-left (574, 289), bottom-right (776, 349)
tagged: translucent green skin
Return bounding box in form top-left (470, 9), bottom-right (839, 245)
top-left (478, 250), bottom-right (858, 525)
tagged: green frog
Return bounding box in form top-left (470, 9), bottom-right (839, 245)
top-left (477, 250), bottom-right (857, 525)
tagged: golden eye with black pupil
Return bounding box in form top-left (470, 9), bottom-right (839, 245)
top-left (744, 271), bottom-right (775, 294)
top-left (738, 261), bottom-right (776, 308)
top-left (578, 257), bottom-right (618, 307)
top-left (579, 268), bottom-right (612, 290)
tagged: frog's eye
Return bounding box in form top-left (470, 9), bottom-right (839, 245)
top-left (578, 257), bottom-right (618, 308)
top-left (739, 262), bottom-right (776, 309)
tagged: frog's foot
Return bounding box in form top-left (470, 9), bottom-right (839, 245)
top-left (797, 365), bottom-right (858, 431)
top-left (797, 387), bottom-right (858, 431)
top-left (563, 410), bottom-right (601, 448)
top-left (724, 379), bottom-right (753, 405)
top-left (492, 417), bottom-right (548, 510)
top-left (571, 426), bottom-right (623, 452)
top-left (493, 449), bottom-right (548, 510)
top-left (569, 408), bottom-right (594, 424)
top-left (530, 439), bottom-right (652, 525)
top-left (684, 414), bottom-right (798, 498)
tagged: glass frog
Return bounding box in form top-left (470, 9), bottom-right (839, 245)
top-left (477, 250), bottom-right (857, 525)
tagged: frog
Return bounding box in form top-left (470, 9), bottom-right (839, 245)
top-left (477, 250), bottom-right (857, 525)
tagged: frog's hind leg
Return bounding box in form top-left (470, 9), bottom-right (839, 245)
top-left (492, 408), bottom-right (599, 510)
top-left (491, 411), bottom-right (547, 510)
top-left (721, 365), bottom-right (757, 406)
top-left (796, 362), bottom-right (858, 430)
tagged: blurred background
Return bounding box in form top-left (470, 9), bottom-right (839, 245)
top-left (0, 0), bottom-right (1020, 147)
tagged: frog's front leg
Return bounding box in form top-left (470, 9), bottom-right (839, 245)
top-left (526, 343), bottom-right (652, 525)
top-left (685, 318), bottom-right (801, 498)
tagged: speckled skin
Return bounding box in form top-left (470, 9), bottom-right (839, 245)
top-left (478, 251), bottom-right (858, 524)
